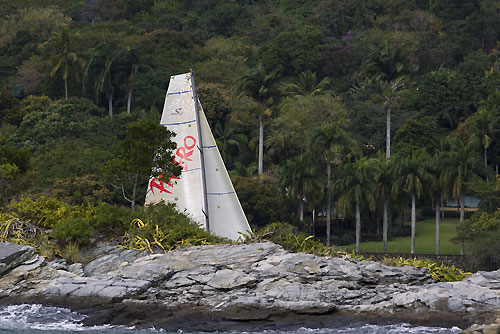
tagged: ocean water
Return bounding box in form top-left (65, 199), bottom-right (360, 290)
top-left (0, 304), bottom-right (461, 334)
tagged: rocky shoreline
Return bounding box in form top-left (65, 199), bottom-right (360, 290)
top-left (1, 241), bottom-right (500, 332)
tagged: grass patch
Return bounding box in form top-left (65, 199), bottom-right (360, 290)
top-left (343, 218), bottom-right (462, 254)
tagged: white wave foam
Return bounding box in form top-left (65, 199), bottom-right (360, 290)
top-left (0, 304), bottom-right (113, 331)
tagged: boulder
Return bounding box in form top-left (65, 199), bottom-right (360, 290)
top-left (0, 242), bottom-right (35, 276)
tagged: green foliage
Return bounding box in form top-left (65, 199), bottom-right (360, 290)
top-left (8, 98), bottom-right (109, 150)
top-left (278, 152), bottom-right (324, 219)
top-left (61, 242), bottom-right (80, 264)
top-left (197, 82), bottom-right (233, 129)
top-left (382, 256), bottom-right (471, 282)
top-left (232, 176), bottom-right (290, 228)
top-left (51, 175), bottom-right (112, 205)
top-left (269, 95), bottom-right (349, 158)
top-left (0, 88), bottom-right (22, 125)
top-left (404, 68), bottom-right (487, 131)
top-left (468, 176), bottom-right (500, 213)
top-left (0, 215), bottom-right (37, 245)
top-left (52, 216), bottom-right (93, 246)
top-left (0, 213), bottom-right (60, 259)
top-left (196, 36), bottom-right (253, 86)
top-left (394, 117), bottom-right (438, 155)
top-left (468, 209), bottom-right (500, 233)
top-left (102, 118), bottom-right (181, 209)
top-left (0, 7), bottom-right (70, 46)
top-left (467, 227), bottom-right (500, 271)
top-left (120, 202), bottom-right (230, 252)
top-left (32, 139), bottom-right (115, 183)
top-left (90, 202), bottom-right (135, 235)
top-left (6, 195), bottom-right (87, 228)
top-left (259, 25), bottom-right (328, 76)
top-left (0, 0), bottom-right (498, 263)
top-left (250, 222), bottom-right (341, 256)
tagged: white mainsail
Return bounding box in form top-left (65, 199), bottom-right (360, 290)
top-left (145, 72), bottom-right (251, 240)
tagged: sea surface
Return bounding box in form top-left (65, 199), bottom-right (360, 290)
top-left (0, 304), bottom-right (461, 334)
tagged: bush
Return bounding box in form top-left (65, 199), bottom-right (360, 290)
top-left (250, 222), bottom-right (343, 256)
top-left (382, 257), bottom-right (471, 282)
top-left (51, 175), bottom-right (112, 205)
top-left (466, 228), bottom-right (500, 271)
top-left (7, 195), bottom-right (87, 228)
top-left (51, 216), bottom-right (93, 246)
top-left (232, 176), bottom-right (290, 228)
top-left (90, 202), bottom-right (135, 235)
top-left (61, 243), bottom-right (80, 264)
top-left (120, 202), bottom-right (230, 252)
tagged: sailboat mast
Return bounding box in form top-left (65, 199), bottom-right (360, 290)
top-left (190, 70), bottom-right (210, 233)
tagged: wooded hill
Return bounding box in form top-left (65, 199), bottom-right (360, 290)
top-left (1, 0), bottom-right (500, 267)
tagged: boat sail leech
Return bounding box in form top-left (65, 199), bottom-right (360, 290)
top-left (145, 72), bottom-right (251, 240)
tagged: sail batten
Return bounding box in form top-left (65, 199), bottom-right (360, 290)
top-left (145, 72), bottom-right (251, 240)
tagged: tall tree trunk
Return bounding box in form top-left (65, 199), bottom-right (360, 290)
top-left (64, 78), bottom-right (68, 100)
top-left (411, 192), bottom-right (416, 254)
top-left (131, 174), bottom-right (138, 211)
top-left (388, 202), bottom-right (392, 236)
top-left (384, 100), bottom-right (391, 252)
top-left (298, 194), bottom-right (304, 221)
top-left (383, 186), bottom-right (388, 253)
top-left (386, 103), bottom-right (391, 159)
top-left (326, 162), bottom-right (332, 247)
top-left (258, 115), bottom-right (264, 174)
top-left (127, 85), bottom-right (133, 114)
top-left (435, 196), bottom-right (440, 255)
top-left (108, 90), bottom-right (113, 118)
top-left (460, 192), bottom-right (465, 255)
top-left (355, 200), bottom-right (361, 253)
top-left (485, 146), bottom-right (488, 168)
top-left (485, 146), bottom-right (489, 183)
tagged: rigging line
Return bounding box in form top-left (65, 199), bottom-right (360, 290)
top-left (161, 120), bottom-right (196, 126)
top-left (181, 168), bottom-right (201, 173)
top-left (167, 90), bottom-right (192, 95)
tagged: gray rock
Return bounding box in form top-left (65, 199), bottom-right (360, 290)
top-left (3, 241), bottom-right (500, 331)
top-left (0, 242), bottom-right (35, 276)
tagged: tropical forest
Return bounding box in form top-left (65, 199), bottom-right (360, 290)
top-left (0, 0), bottom-right (499, 273)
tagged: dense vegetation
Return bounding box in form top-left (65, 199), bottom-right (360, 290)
top-left (1, 0), bottom-right (499, 271)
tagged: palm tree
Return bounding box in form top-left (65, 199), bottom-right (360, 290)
top-left (472, 107), bottom-right (494, 169)
top-left (47, 27), bottom-right (82, 100)
top-left (278, 153), bottom-right (324, 222)
top-left (441, 137), bottom-right (483, 255)
top-left (125, 63), bottom-right (139, 114)
top-left (311, 123), bottom-right (360, 247)
top-left (372, 154), bottom-right (393, 252)
top-left (336, 158), bottom-right (376, 252)
top-left (361, 42), bottom-right (406, 160)
top-left (282, 70), bottom-right (331, 96)
top-left (214, 120), bottom-right (248, 169)
top-left (237, 63), bottom-right (280, 175)
top-left (361, 41), bottom-right (406, 253)
top-left (427, 146), bottom-right (447, 254)
top-left (120, 46), bottom-right (141, 114)
top-left (391, 151), bottom-right (430, 254)
top-left (84, 44), bottom-right (127, 118)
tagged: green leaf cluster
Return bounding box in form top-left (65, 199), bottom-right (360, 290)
top-left (119, 202), bottom-right (230, 252)
top-left (382, 256), bottom-right (471, 282)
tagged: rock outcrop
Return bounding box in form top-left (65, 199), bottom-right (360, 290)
top-left (0, 242), bottom-right (35, 276)
top-left (1, 242), bottom-right (499, 331)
